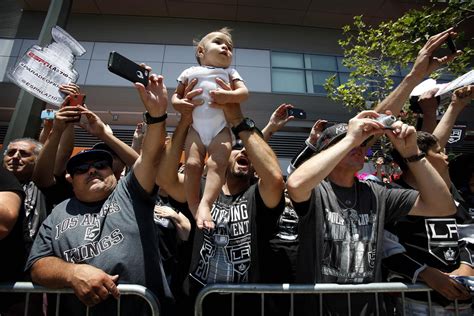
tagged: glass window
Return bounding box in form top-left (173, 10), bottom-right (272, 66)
top-left (271, 52), bottom-right (304, 68)
top-left (400, 63), bottom-right (414, 76)
top-left (339, 72), bottom-right (350, 84)
top-left (311, 71), bottom-right (337, 94)
top-left (272, 69), bottom-right (306, 93)
top-left (337, 57), bottom-right (350, 72)
top-left (308, 55), bottom-right (337, 71)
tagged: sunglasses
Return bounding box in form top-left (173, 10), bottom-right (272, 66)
top-left (232, 139), bottom-right (244, 151)
top-left (72, 160), bottom-right (110, 175)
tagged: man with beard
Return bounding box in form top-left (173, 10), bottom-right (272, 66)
top-left (156, 80), bottom-right (285, 316)
top-left (25, 69), bottom-right (173, 315)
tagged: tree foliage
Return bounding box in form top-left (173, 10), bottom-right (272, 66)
top-left (324, 1), bottom-right (474, 112)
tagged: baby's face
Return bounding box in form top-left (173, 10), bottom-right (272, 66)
top-left (198, 32), bottom-right (233, 68)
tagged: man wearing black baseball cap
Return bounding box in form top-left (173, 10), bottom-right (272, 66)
top-left (26, 71), bottom-right (173, 315)
top-left (287, 110), bottom-right (456, 315)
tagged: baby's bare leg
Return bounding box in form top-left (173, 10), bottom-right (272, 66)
top-left (184, 127), bottom-right (207, 228)
top-left (197, 128), bottom-right (232, 230)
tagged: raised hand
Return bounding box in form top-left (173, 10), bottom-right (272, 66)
top-left (134, 64), bottom-right (167, 116)
top-left (409, 28), bottom-right (461, 81)
top-left (385, 120), bottom-right (419, 159)
top-left (59, 83), bottom-right (81, 96)
top-left (450, 85), bottom-right (473, 110)
top-left (345, 110), bottom-right (385, 147)
top-left (307, 119), bottom-right (328, 145)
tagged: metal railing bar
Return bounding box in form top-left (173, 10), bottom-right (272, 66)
top-left (0, 283), bottom-right (160, 316)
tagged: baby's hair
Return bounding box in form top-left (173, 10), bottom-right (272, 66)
top-left (194, 27), bottom-right (233, 65)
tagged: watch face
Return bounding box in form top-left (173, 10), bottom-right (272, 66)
top-left (244, 118), bottom-right (255, 129)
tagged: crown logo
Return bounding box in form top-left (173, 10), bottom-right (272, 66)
top-left (444, 248), bottom-right (456, 261)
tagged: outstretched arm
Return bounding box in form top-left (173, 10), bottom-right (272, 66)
top-left (132, 66), bottom-right (168, 193)
top-left (32, 103), bottom-right (83, 189)
top-left (386, 121), bottom-right (455, 216)
top-left (157, 80), bottom-right (202, 202)
top-left (214, 80), bottom-right (284, 208)
top-left (79, 110), bottom-right (139, 167)
top-left (53, 84), bottom-right (82, 177)
top-left (374, 28), bottom-right (460, 116)
top-left (433, 85), bottom-right (473, 149)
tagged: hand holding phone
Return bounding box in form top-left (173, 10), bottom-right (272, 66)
top-left (287, 108), bottom-right (307, 119)
top-left (445, 36), bottom-right (457, 54)
top-left (108, 51), bottom-right (149, 86)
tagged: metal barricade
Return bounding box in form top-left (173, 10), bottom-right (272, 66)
top-left (0, 282), bottom-right (160, 316)
top-left (195, 282), bottom-right (466, 316)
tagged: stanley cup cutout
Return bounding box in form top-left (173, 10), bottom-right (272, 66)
top-left (8, 26), bottom-right (86, 107)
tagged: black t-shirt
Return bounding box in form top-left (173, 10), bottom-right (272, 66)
top-left (384, 179), bottom-right (473, 306)
top-left (293, 178), bottom-right (417, 316)
top-left (0, 167), bottom-right (26, 283)
top-left (186, 183), bottom-right (284, 316)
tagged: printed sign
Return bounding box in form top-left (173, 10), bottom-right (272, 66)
top-left (8, 26), bottom-right (85, 107)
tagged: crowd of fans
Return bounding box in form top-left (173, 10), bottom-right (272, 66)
top-left (0, 27), bottom-right (473, 316)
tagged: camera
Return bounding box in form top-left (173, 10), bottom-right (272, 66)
top-left (375, 114), bottom-right (396, 129)
top-left (40, 109), bottom-right (56, 120)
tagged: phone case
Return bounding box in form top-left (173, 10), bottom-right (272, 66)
top-left (68, 94), bottom-right (86, 107)
top-left (288, 108), bottom-right (307, 119)
top-left (108, 52), bottom-right (149, 86)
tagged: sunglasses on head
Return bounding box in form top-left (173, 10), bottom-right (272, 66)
top-left (72, 160), bottom-right (110, 175)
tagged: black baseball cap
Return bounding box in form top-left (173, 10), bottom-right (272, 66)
top-left (314, 123), bottom-right (348, 153)
top-left (92, 142), bottom-right (117, 158)
top-left (66, 149), bottom-right (113, 175)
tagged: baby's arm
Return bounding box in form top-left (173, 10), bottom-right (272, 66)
top-left (210, 78), bottom-right (249, 105)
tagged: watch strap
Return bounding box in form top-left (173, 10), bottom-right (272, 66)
top-left (403, 152), bottom-right (426, 163)
top-left (144, 112), bottom-right (167, 124)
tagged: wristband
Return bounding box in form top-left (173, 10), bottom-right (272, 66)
top-left (403, 152), bottom-right (426, 164)
top-left (143, 112), bottom-right (167, 124)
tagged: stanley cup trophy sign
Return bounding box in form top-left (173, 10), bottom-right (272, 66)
top-left (8, 26), bottom-right (86, 107)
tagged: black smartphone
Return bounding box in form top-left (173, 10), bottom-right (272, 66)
top-left (108, 52), bottom-right (149, 86)
top-left (287, 108), bottom-right (307, 119)
top-left (445, 36), bottom-right (457, 54)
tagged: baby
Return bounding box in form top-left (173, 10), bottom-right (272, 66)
top-left (172, 28), bottom-right (249, 230)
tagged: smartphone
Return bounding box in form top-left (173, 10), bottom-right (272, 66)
top-left (445, 36), bottom-right (457, 54)
top-left (108, 51), bottom-right (149, 86)
top-left (68, 94), bottom-right (86, 107)
top-left (40, 109), bottom-right (56, 120)
top-left (287, 108), bottom-right (307, 119)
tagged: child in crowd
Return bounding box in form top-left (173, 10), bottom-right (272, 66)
top-left (172, 28), bottom-right (249, 230)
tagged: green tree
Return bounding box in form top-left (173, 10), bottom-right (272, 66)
top-left (324, 1), bottom-right (473, 113)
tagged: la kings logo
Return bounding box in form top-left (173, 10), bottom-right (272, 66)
top-left (425, 218), bottom-right (459, 266)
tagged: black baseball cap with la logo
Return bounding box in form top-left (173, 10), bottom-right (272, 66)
top-left (314, 123), bottom-right (348, 153)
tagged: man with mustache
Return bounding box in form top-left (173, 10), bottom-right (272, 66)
top-left (25, 69), bottom-right (173, 315)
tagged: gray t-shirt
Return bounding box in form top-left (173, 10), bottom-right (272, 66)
top-left (26, 171), bottom-right (171, 315)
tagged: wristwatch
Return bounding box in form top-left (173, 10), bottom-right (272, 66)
top-left (143, 112), bottom-right (167, 124)
top-left (231, 118), bottom-right (262, 137)
top-left (403, 152), bottom-right (426, 164)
